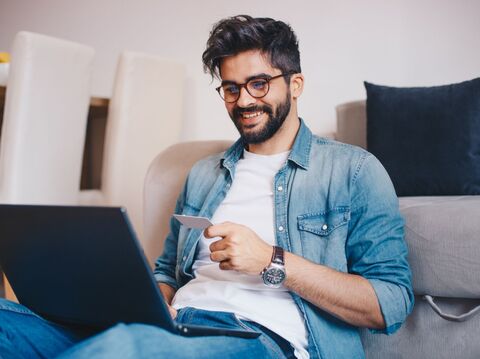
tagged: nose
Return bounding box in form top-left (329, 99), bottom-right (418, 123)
top-left (236, 85), bottom-right (256, 108)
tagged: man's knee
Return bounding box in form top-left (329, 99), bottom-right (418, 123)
top-left (0, 298), bottom-right (30, 313)
top-left (56, 323), bottom-right (166, 359)
top-left (0, 299), bottom-right (35, 325)
top-left (97, 323), bottom-right (131, 341)
top-left (80, 323), bottom-right (163, 347)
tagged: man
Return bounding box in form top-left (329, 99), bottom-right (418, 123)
top-left (0, 15), bottom-right (413, 359)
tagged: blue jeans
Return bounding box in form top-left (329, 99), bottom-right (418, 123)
top-left (0, 299), bottom-right (295, 358)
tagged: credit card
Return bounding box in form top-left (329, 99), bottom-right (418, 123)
top-left (173, 214), bottom-right (213, 229)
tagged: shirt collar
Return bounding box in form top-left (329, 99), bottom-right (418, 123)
top-left (287, 118), bottom-right (311, 170)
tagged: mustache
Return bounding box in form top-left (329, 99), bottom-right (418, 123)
top-left (232, 105), bottom-right (273, 119)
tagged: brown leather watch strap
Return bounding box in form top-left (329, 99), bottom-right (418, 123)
top-left (271, 246), bottom-right (284, 265)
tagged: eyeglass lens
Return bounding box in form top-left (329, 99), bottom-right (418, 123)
top-left (220, 78), bottom-right (269, 102)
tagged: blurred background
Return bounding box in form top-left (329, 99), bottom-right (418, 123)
top-left (1, 0), bottom-right (479, 140)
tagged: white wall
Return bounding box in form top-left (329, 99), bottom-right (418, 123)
top-left (1, 0), bottom-right (479, 140)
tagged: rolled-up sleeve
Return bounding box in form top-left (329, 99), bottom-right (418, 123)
top-left (346, 154), bottom-right (414, 334)
top-left (153, 182), bottom-right (187, 290)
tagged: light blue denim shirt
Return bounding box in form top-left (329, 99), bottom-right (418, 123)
top-left (154, 119), bottom-right (414, 359)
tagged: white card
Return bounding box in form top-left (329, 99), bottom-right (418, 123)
top-left (173, 214), bottom-right (213, 229)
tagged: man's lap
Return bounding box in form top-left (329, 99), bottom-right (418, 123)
top-left (0, 300), bottom-right (293, 359)
top-left (57, 322), bottom-right (283, 359)
top-left (0, 298), bottom-right (93, 358)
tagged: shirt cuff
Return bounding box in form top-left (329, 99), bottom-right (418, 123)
top-left (368, 278), bottom-right (414, 335)
top-left (154, 273), bottom-right (178, 290)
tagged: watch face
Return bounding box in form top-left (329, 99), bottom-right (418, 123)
top-left (263, 267), bottom-right (286, 287)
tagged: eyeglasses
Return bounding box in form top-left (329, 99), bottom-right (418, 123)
top-left (216, 72), bottom-right (294, 103)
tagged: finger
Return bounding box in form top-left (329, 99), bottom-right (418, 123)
top-left (209, 238), bottom-right (228, 252)
top-left (204, 226), bottom-right (223, 239)
top-left (204, 222), bottom-right (234, 238)
top-left (219, 260), bottom-right (233, 271)
top-left (210, 249), bottom-right (229, 262)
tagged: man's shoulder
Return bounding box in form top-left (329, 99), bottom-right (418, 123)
top-left (310, 134), bottom-right (371, 163)
top-left (190, 151), bottom-right (225, 172)
top-left (309, 135), bottom-right (393, 192)
top-left (181, 151), bottom-right (227, 203)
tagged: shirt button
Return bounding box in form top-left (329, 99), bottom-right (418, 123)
top-left (278, 226), bottom-right (284, 232)
top-left (182, 256), bottom-right (187, 261)
top-left (322, 224), bottom-right (328, 230)
top-left (277, 185), bottom-right (283, 191)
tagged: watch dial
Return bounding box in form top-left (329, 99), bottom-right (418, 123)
top-left (264, 268), bottom-right (286, 285)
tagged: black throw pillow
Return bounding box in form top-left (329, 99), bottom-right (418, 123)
top-left (365, 78), bottom-right (480, 196)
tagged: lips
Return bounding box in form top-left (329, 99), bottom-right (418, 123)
top-left (239, 111), bottom-right (264, 127)
top-left (242, 110), bottom-right (264, 119)
top-left (233, 106), bottom-right (272, 128)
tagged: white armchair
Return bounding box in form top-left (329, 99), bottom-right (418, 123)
top-left (0, 31), bottom-right (94, 300)
top-left (0, 31), bottom-right (94, 204)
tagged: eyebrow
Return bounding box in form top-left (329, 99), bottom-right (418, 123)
top-left (220, 73), bottom-right (272, 86)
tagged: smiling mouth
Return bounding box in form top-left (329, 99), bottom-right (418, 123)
top-left (241, 111), bottom-right (264, 119)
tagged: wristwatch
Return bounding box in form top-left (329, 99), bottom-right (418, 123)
top-left (261, 246), bottom-right (286, 288)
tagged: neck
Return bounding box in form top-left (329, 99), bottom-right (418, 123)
top-left (247, 113), bottom-right (301, 155)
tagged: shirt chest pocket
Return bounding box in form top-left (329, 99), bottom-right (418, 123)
top-left (297, 207), bottom-right (350, 268)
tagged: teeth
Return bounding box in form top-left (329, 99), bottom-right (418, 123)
top-left (242, 111), bottom-right (263, 119)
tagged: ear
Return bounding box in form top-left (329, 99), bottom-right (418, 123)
top-left (290, 73), bottom-right (304, 99)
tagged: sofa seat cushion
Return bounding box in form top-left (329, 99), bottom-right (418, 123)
top-left (399, 196), bottom-right (480, 298)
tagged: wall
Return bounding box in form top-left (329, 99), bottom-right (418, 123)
top-left (1, 0), bottom-right (479, 140)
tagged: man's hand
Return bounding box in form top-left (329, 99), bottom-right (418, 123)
top-left (158, 283), bottom-right (177, 319)
top-left (166, 304), bottom-right (178, 319)
top-left (205, 222), bottom-right (272, 275)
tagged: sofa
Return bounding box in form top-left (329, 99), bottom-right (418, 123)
top-left (337, 100), bottom-right (480, 359)
top-left (142, 103), bottom-right (480, 358)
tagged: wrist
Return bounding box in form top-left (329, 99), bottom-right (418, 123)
top-left (261, 246), bottom-right (287, 288)
top-left (261, 245), bottom-right (274, 272)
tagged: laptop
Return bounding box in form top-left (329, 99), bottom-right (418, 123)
top-left (0, 204), bottom-right (259, 338)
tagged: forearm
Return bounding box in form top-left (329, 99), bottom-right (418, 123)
top-left (158, 283), bottom-right (176, 305)
top-left (284, 252), bottom-right (385, 329)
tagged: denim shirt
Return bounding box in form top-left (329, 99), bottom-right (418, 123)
top-left (154, 119), bottom-right (414, 359)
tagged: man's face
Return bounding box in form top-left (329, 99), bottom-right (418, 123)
top-left (219, 50), bottom-right (292, 144)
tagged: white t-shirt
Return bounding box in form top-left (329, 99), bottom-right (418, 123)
top-left (172, 149), bottom-right (309, 359)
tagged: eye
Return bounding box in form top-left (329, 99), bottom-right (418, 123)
top-left (249, 79), bottom-right (267, 91)
top-left (223, 84), bottom-right (239, 95)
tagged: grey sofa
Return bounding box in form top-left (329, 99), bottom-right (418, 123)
top-left (336, 100), bottom-right (480, 359)
top-left (143, 105), bottom-right (480, 358)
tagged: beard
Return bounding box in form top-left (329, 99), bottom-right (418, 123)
top-left (229, 91), bottom-right (291, 144)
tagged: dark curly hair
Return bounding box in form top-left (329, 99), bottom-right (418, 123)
top-left (202, 15), bottom-right (301, 79)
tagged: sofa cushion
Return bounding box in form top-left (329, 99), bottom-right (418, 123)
top-left (365, 78), bottom-right (480, 196)
top-left (399, 196), bottom-right (480, 298)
